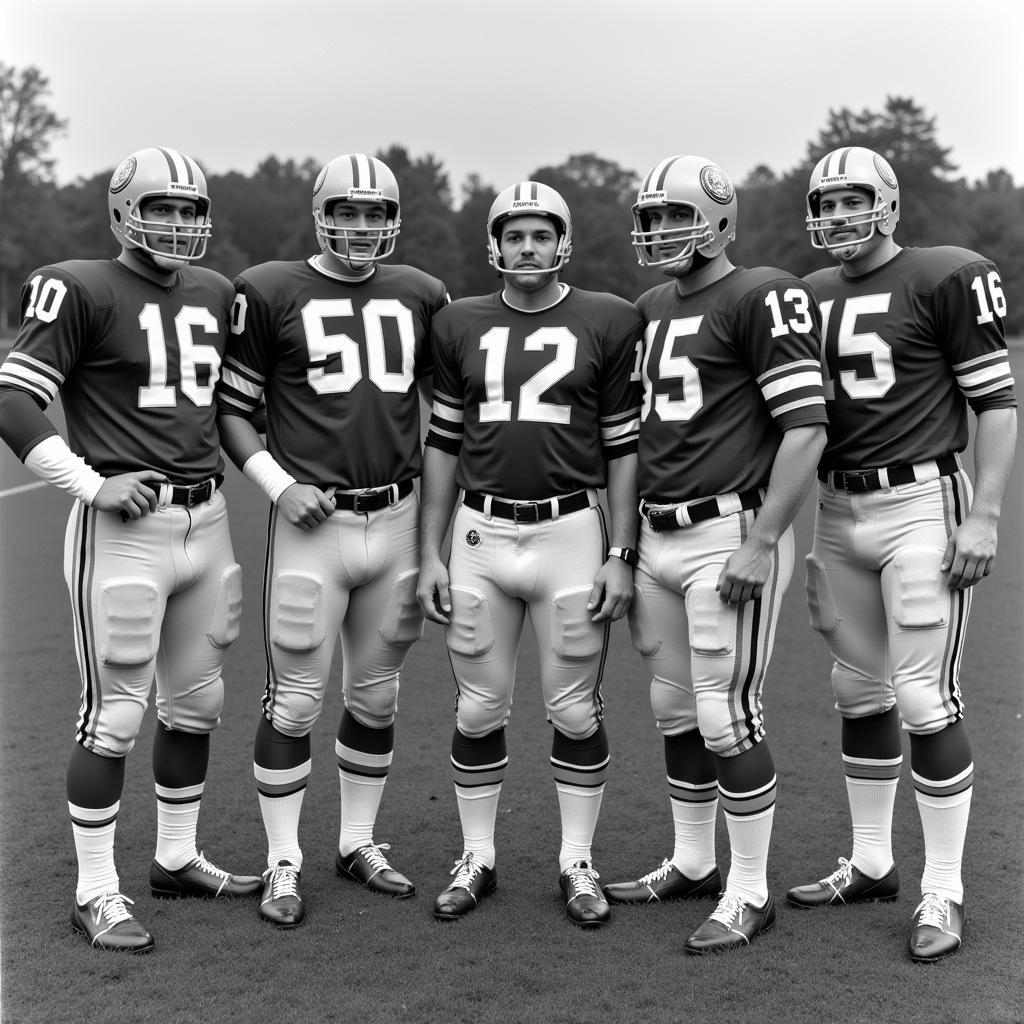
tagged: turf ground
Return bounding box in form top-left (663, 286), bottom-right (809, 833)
top-left (0, 348), bottom-right (1020, 1023)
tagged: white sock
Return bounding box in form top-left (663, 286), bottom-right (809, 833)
top-left (338, 770), bottom-right (386, 856)
top-left (847, 776), bottom-right (898, 878)
top-left (154, 782), bottom-right (203, 869)
top-left (70, 803), bottom-right (120, 904)
top-left (723, 805), bottom-right (774, 906)
top-left (916, 785), bottom-right (972, 904)
top-left (455, 782), bottom-right (501, 869)
top-left (556, 782), bottom-right (604, 871)
top-left (670, 794), bottom-right (719, 879)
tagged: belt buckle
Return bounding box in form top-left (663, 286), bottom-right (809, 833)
top-left (352, 489), bottom-right (381, 513)
top-left (512, 501), bottom-right (541, 523)
top-left (840, 472), bottom-right (872, 494)
top-left (647, 508), bottom-right (671, 532)
top-left (185, 480), bottom-right (212, 506)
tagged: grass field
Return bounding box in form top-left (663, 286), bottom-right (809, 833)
top-left (0, 350), bottom-right (1021, 1024)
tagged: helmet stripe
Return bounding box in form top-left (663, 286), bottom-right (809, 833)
top-left (835, 147), bottom-right (852, 176)
top-left (651, 156), bottom-right (680, 193)
top-left (348, 154), bottom-right (360, 186)
top-left (364, 154), bottom-right (377, 189)
top-left (157, 147), bottom-right (182, 184)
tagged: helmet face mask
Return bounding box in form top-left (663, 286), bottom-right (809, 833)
top-left (632, 156), bottom-right (736, 269)
top-left (806, 147), bottom-right (899, 258)
top-left (487, 182), bottom-right (572, 275)
top-left (313, 154), bottom-right (401, 265)
top-left (108, 147), bottom-right (212, 268)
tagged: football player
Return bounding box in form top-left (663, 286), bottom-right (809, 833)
top-left (417, 181), bottom-right (643, 928)
top-left (216, 154), bottom-right (449, 928)
top-left (602, 156), bottom-right (827, 954)
top-left (0, 147), bottom-right (260, 954)
top-left (785, 147), bottom-right (1017, 963)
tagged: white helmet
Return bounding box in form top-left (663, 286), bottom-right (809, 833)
top-left (487, 181), bottom-right (572, 274)
top-left (108, 147), bottom-right (212, 268)
top-left (312, 154), bottom-right (401, 262)
top-left (806, 146), bottom-right (900, 255)
top-left (631, 156), bottom-right (736, 267)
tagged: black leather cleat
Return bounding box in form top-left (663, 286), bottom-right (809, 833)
top-left (259, 861), bottom-right (304, 929)
top-left (603, 859), bottom-right (722, 905)
top-left (786, 857), bottom-right (899, 908)
top-left (150, 852), bottom-right (261, 898)
top-left (433, 853), bottom-right (497, 921)
top-left (684, 891), bottom-right (776, 954)
top-left (71, 892), bottom-right (154, 954)
top-left (560, 861), bottom-right (610, 928)
top-left (908, 893), bottom-right (965, 963)
top-left (335, 843), bottom-right (415, 899)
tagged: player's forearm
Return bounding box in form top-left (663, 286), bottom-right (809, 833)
top-left (750, 424), bottom-right (827, 548)
top-left (969, 407), bottom-right (1017, 522)
top-left (218, 412), bottom-right (296, 503)
top-left (419, 445), bottom-right (460, 558)
top-left (605, 453), bottom-right (639, 549)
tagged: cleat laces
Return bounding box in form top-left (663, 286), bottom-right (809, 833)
top-left (90, 892), bottom-right (135, 937)
top-left (449, 852), bottom-right (486, 890)
top-left (638, 859), bottom-right (675, 885)
top-left (709, 891), bottom-right (747, 928)
top-left (193, 851), bottom-right (230, 880)
top-left (914, 892), bottom-right (950, 930)
top-left (564, 861), bottom-right (602, 901)
top-left (266, 863), bottom-right (300, 901)
top-left (359, 843), bottom-right (394, 876)
top-left (821, 857), bottom-right (854, 895)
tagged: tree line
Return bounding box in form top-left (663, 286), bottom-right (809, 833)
top-left (2, 66), bottom-right (1022, 332)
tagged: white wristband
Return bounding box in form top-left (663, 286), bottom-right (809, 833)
top-left (242, 449), bottom-right (297, 504)
top-left (24, 434), bottom-right (105, 504)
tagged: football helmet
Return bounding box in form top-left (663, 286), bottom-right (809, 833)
top-left (487, 181), bottom-right (572, 274)
top-left (806, 147), bottom-right (900, 255)
top-left (631, 156), bottom-right (736, 267)
top-left (108, 147), bottom-right (212, 268)
top-left (313, 154), bottom-right (401, 263)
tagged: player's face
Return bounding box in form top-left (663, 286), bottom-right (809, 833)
top-left (137, 197), bottom-right (201, 258)
top-left (645, 204), bottom-right (696, 277)
top-left (498, 215), bottom-right (560, 291)
top-left (816, 187), bottom-right (883, 261)
top-left (327, 200), bottom-right (391, 265)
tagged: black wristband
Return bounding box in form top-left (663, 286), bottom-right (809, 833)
top-left (607, 546), bottom-right (638, 566)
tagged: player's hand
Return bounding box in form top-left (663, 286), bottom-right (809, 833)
top-left (942, 515), bottom-right (997, 589)
top-left (92, 471), bottom-right (167, 520)
top-left (417, 555), bottom-right (452, 624)
top-left (587, 559), bottom-right (634, 622)
top-left (716, 539), bottom-right (772, 606)
top-left (277, 483), bottom-right (336, 530)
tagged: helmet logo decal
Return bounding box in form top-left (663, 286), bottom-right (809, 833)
top-left (109, 156), bottom-right (137, 195)
top-left (313, 166), bottom-right (329, 196)
top-left (699, 165), bottom-right (734, 205)
top-left (873, 155), bottom-right (898, 189)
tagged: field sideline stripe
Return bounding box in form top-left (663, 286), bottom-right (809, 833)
top-left (0, 480), bottom-right (49, 499)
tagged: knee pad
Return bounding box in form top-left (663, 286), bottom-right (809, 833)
top-left (455, 694), bottom-right (508, 738)
top-left (549, 700), bottom-right (601, 741)
top-left (650, 675), bottom-right (697, 735)
top-left (379, 568), bottom-right (424, 647)
top-left (267, 686), bottom-right (324, 736)
top-left (693, 690), bottom-right (742, 755)
top-left (685, 579), bottom-right (734, 656)
top-left (628, 587), bottom-right (661, 658)
top-left (98, 700), bottom-right (149, 756)
top-left (830, 662), bottom-right (892, 718)
top-left (207, 563), bottom-right (242, 649)
top-left (96, 578), bottom-right (160, 667)
top-left (551, 585), bottom-right (603, 659)
top-left (346, 676), bottom-right (400, 728)
top-left (269, 571), bottom-right (326, 652)
top-left (164, 675), bottom-right (224, 733)
top-left (891, 547), bottom-right (947, 629)
top-left (446, 586), bottom-right (494, 658)
top-left (805, 553), bottom-right (840, 634)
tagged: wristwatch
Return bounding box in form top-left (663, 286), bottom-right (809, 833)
top-left (607, 546), bottom-right (638, 566)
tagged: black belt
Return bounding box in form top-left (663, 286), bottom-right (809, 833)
top-left (332, 479), bottom-right (413, 512)
top-left (167, 475), bottom-right (223, 507)
top-left (818, 455), bottom-right (959, 494)
top-left (642, 487), bottom-right (763, 532)
top-left (463, 489), bottom-right (592, 523)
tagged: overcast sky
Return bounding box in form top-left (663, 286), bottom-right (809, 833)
top-left (3, 0), bottom-right (1022, 196)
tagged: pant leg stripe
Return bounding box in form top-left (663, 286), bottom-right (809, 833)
top-left (72, 504), bottom-right (102, 746)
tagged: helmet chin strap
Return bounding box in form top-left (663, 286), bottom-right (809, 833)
top-left (149, 252), bottom-right (187, 271)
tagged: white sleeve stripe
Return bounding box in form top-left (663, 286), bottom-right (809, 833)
top-left (956, 364), bottom-right (1014, 387)
top-left (431, 402), bottom-right (464, 423)
top-left (761, 369), bottom-right (824, 399)
top-left (218, 393), bottom-right (255, 414)
top-left (220, 367), bottom-right (264, 400)
top-left (0, 369), bottom-right (58, 402)
top-left (2, 351), bottom-right (65, 384)
top-left (758, 359), bottom-right (821, 385)
top-left (427, 425), bottom-right (462, 443)
top-left (772, 396), bottom-right (826, 417)
top-left (953, 351), bottom-right (1010, 372)
top-left (961, 379), bottom-right (1015, 398)
top-left (222, 357), bottom-right (265, 386)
